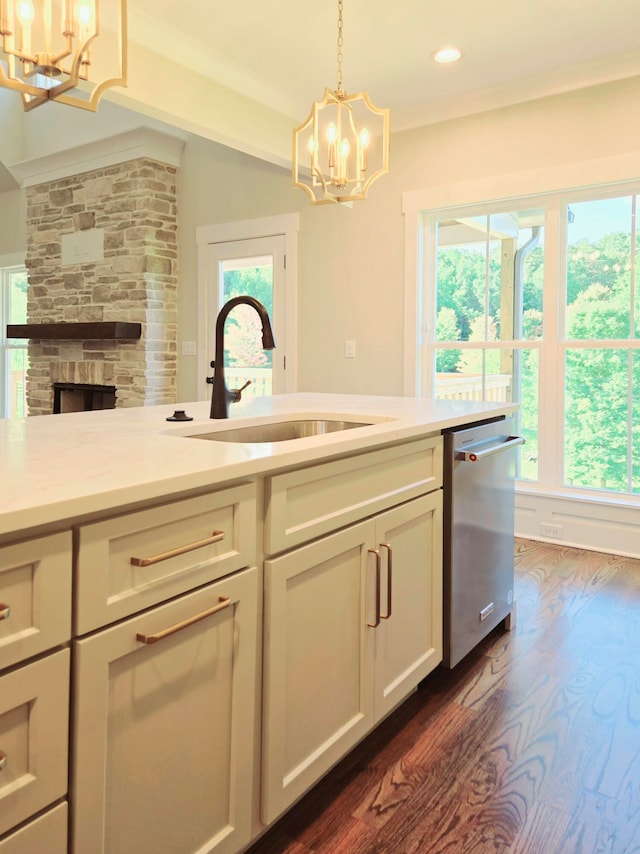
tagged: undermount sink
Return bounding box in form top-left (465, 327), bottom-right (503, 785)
top-left (185, 419), bottom-right (373, 444)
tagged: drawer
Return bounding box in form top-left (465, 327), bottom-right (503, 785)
top-left (75, 482), bottom-right (256, 634)
top-left (0, 532), bottom-right (72, 671)
top-left (265, 436), bottom-right (443, 554)
top-left (0, 802), bottom-right (67, 854)
top-left (0, 649), bottom-right (69, 837)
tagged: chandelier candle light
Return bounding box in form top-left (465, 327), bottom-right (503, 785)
top-left (293, 0), bottom-right (390, 205)
top-left (0, 0), bottom-right (127, 110)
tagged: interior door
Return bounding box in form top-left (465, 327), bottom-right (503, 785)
top-left (207, 236), bottom-right (286, 397)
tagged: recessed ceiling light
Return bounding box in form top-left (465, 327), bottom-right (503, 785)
top-left (433, 47), bottom-right (462, 64)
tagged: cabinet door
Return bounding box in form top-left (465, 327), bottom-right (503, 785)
top-left (373, 491), bottom-right (443, 721)
top-left (262, 521), bottom-right (376, 824)
top-left (72, 567), bottom-right (258, 854)
top-left (0, 650), bottom-right (69, 837)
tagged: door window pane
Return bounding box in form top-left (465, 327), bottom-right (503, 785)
top-left (219, 255), bottom-right (274, 399)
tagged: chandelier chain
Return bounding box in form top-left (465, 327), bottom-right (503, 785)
top-left (336, 0), bottom-right (344, 94)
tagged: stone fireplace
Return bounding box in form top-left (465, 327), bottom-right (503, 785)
top-left (14, 129), bottom-right (185, 416)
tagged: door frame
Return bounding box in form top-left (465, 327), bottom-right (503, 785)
top-left (196, 213), bottom-right (300, 400)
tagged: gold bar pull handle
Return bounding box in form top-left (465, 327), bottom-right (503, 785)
top-left (0, 603), bottom-right (10, 620)
top-left (367, 548), bottom-right (381, 628)
top-left (130, 530), bottom-right (225, 567)
top-left (0, 751), bottom-right (7, 771)
top-left (380, 543), bottom-right (392, 620)
top-left (136, 596), bottom-right (231, 645)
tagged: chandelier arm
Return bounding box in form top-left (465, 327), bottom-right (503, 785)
top-left (0, 68), bottom-right (44, 96)
top-left (64, 31), bottom-right (97, 79)
top-left (0, 0), bottom-right (126, 111)
top-left (2, 44), bottom-right (38, 63)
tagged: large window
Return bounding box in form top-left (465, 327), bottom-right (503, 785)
top-left (0, 265), bottom-right (28, 419)
top-left (424, 186), bottom-right (640, 499)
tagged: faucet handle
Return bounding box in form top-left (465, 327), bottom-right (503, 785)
top-left (229, 380), bottom-right (252, 402)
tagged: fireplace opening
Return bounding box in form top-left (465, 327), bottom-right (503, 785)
top-left (53, 382), bottom-right (117, 414)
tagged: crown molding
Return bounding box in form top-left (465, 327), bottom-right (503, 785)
top-left (9, 127), bottom-right (186, 188)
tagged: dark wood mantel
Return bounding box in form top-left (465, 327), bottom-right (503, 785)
top-left (7, 322), bottom-right (142, 340)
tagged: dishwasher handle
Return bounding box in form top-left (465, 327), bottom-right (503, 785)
top-left (456, 435), bottom-right (525, 462)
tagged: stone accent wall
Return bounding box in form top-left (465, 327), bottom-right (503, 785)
top-left (25, 157), bottom-right (178, 415)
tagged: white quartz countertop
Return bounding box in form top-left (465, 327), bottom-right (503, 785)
top-left (1, 393), bottom-right (516, 540)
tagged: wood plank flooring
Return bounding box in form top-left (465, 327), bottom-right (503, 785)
top-left (247, 538), bottom-right (640, 854)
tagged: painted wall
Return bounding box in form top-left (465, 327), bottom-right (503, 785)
top-left (175, 74), bottom-right (640, 402)
top-left (0, 86), bottom-right (24, 177)
top-left (176, 134), bottom-right (302, 401)
top-left (4, 73), bottom-right (640, 404)
top-left (0, 189), bottom-right (26, 256)
top-left (18, 99), bottom-right (183, 161)
top-left (297, 74), bottom-right (640, 398)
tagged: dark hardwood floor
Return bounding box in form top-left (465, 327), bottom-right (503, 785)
top-left (247, 538), bottom-right (640, 854)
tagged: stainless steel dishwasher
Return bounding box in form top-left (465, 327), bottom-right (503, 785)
top-left (442, 416), bottom-right (524, 668)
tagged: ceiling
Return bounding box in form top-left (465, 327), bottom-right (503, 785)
top-left (129, 0), bottom-right (640, 130)
top-left (1, 0), bottom-right (639, 190)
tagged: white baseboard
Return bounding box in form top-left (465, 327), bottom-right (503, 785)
top-left (515, 488), bottom-right (640, 559)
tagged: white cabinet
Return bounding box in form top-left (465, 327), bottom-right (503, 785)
top-left (75, 483), bottom-right (255, 634)
top-left (372, 493), bottom-right (442, 721)
top-left (262, 521), bottom-right (374, 824)
top-left (0, 532), bottom-right (71, 846)
top-left (0, 430), bottom-right (447, 852)
top-left (72, 566), bottom-right (258, 854)
top-left (265, 436), bottom-right (442, 554)
top-left (0, 650), bottom-right (70, 837)
top-left (262, 490), bottom-right (442, 823)
top-left (0, 532), bottom-right (71, 671)
top-left (0, 803), bottom-right (67, 854)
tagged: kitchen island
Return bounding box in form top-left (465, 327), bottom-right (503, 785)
top-left (0, 393), bottom-right (515, 854)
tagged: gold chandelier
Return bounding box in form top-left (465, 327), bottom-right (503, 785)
top-left (0, 0), bottom-right (127, 111)
top-left (292, 0), bottom-right (389, 205)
